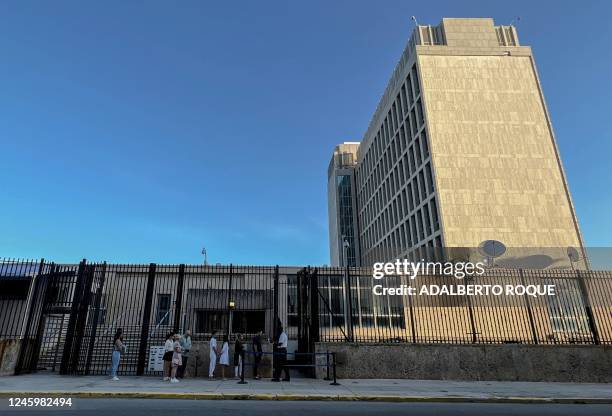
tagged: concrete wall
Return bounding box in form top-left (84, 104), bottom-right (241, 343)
top-left (0, 339), bottom-right (21, 376)
top-left (315, 342), bottom-right (612, 382)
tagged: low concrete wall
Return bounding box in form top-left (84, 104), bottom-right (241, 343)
top-left (0, 339), bottom-right (21, 376)
top-left (315, 342), bottom-right (612, 382)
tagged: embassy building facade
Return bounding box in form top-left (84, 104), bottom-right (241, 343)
top-left (328, 18), bottom-right (586, 267)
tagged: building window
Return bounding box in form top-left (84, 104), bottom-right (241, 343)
top-left (156, 294), bottom-right (171, 326)
top-left (425, 162), bottom-right (434, 194)
top-left (411, 65), bottom-right (420, 97)
top-left (400, 85), bottom-right (408, 115)
top-left (421, 130), bottom-right (430, 159)
top-left (415, 137), bottom-right (423, 167)
top-left (195, 310), bottom-right (227, 334)
top-left (430, 198), bottom-right (440, 232)
top-left (424, 205), bottom-right (432, 237)
top-left (406, 75), bottom-right (414, 106)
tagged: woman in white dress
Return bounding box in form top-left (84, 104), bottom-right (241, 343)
top-left (219, 335), bottom-right (230, 380)
top-left (209, 331), bottom-right (218, 378)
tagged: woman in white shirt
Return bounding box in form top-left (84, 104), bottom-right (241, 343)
top-left (208, 331), bottom-right (218, 378)
top-left (219, 336), bottom-right (230, 380)
top-left (163, 332), bottom-right (175, 381)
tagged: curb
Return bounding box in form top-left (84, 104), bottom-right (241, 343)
top-left (0, 392), bottom-right (610, 404)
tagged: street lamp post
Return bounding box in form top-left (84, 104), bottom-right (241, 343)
top-left (201, 248), bottom-right (207, 265)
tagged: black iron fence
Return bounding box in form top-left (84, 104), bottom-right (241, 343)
top-left (309, 267), bottom-right (612, 345)
top-left (1, 257), bottom-right (611, 377)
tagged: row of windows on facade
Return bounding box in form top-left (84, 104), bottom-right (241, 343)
top-left (360, 141), bottom-right (433, 240)
top-left (356, 65), bottom-right (429, 231)
top-left (353, 64), bottom-right (445, 263)
top-left (361, 201), bottom-right (443, 265)
top-left (358, 66), bottom-right (424, 198)
top-left (360, 166), bottom-right (439, 255)
top-left (337, 174), bottom-right (358, 266)
top-left (360, 127), bottom-right (430, 221)
top-left (354, 67), bottom-right (443, 259)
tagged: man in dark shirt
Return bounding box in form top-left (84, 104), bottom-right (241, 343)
top-left (233, 334), bottom-right (245, 379)
top-left (252, 330), bottom-right (263, 379)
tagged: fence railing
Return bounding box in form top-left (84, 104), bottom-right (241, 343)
top-left (2, 257), bottom-right (612, 376)
top-left (312, 267), bottom-right (612, 345)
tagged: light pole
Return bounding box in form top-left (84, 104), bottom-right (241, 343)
top-left (201, 247), bottom-right (207, 265)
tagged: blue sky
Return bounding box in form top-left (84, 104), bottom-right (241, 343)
top-left (1, 1), bottom-right (610, 265)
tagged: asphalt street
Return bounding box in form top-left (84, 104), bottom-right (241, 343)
top-left (2, 398), bottom-right (612, 416)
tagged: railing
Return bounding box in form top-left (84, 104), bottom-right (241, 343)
top-left (2, 257), bottom-right (612, 377)
top-left (312, 267), bottom-right (612, 345)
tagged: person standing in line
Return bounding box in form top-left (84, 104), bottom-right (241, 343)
top-left (252, 330), bottom-right (263, 380)
top-left (219, 335), bottom-right (230, 380)
top-left (162, 332), bottom-right (175, 381)
top-left (208, 330), bottom-right (219, 379)
top-left (177, 330), bottom-right (192, 379)
top-left (271, 326), bottom-right (290, 382)
top-left (170, 334), bottom-right (182, 383)
top-left (110, 328), bottom-right (125, 381)
top-left (233, 334), bottom-right (244, 379)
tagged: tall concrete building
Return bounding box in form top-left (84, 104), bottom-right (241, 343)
top-left (329, 18), bottom-right (586, 266)
top-left (328, 142), bottom-right (361, 266)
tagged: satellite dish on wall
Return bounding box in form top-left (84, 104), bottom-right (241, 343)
top-left (479, 240), bottom-right (507, 258)
top-left (478, 240), bottom-right (506, 268)
top-left (567, 247), bottom-right (581, 271)
top-left (567, 247), bottom-right (580, 263)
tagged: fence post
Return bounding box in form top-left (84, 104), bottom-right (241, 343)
top-left (173, 264), bottom-right (185, 334)
top-left (70, 263), bottom-right (97, 374)
top-left (344, 265), bottom-right (354, 342)
top-left (310, 268), bottom-right (320, 346)
top-left (576, 269), bottom-right (601, 345)
top-left (330, 352), bottom-right (340, 386)
top-left (60, 259), bottom-right (87, 375)
top-left (29, 263), bottom-right (57, 374)
top-left (273, 265), bottom-right (279, 339)
top-left (15, 258), bottom-right (45, 375)
top-left (296, 269), bottom-right (303, 350)
top-left (137, 263), bottom-right (156, 376)
top-left (227, 264), bottom-right (233, 340)
top-left (464, 278), bottom-right (478, 343)
top-left (519, 269), bottom-right (539, 344)
top-left (407, 288), bottom-right (417, 343)
top-left (85, 262), bottom-right (107, 375)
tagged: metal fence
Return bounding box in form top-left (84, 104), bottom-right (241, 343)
top-left (1, 257), bottom-right (612, 377)
top-left (310, 267), bottom-right (612, 345)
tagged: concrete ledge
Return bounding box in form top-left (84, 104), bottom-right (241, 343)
top-left (0, 391), bottom-right (611, 404)
top-left (0, 339), bottom-right (21, 376)
top-left (316, 342), bottom-right (612, 382)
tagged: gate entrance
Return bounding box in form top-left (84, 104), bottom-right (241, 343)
top-left (35, 314), bottom-right (69, 371)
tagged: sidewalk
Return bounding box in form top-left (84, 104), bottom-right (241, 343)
top-left (0, 374), bottom-right (611, 404)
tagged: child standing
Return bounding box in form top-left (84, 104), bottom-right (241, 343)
top-left (170, 334), bottom-right (182, 383)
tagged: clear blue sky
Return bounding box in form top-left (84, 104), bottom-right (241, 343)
top-left (1, 1), bottom-right (610, 265)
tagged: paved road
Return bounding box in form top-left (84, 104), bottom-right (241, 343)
top-left (2, 399), bottom-right (612, 416)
